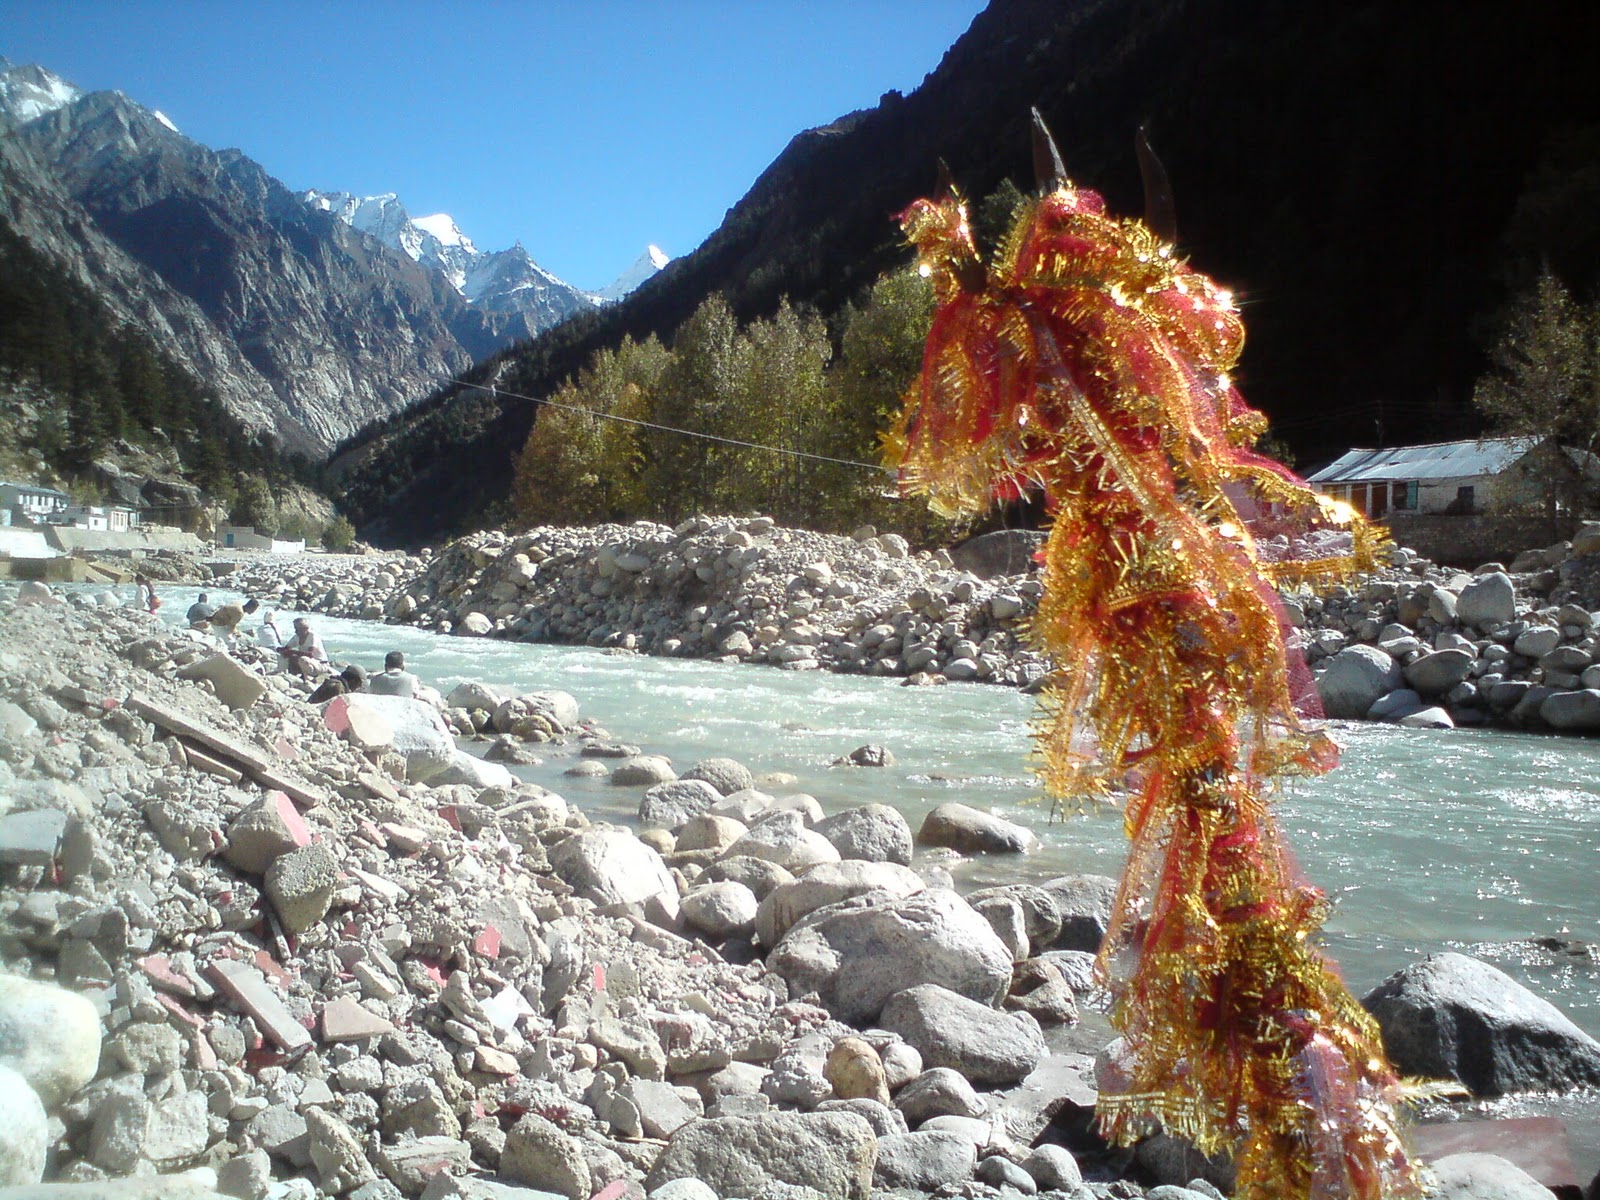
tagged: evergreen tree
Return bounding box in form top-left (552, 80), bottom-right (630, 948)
top-left (1473, 267), bottom-right (1600, 516)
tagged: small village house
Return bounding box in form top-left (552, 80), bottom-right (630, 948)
top-left (55, 504), bottom-right (140, 533)
top-left (0, 480), bottom-right (69, 527)
top-left (1306, 436), bottom-right (1600, 519)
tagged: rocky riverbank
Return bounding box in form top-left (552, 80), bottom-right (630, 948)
top-left (3, 582), bottom-right (1599, 1198)
top-left (211, 516), bottom-right (1600, 738)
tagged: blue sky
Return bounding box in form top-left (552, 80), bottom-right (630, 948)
top-left (1, 1), bottom-right (986, 291)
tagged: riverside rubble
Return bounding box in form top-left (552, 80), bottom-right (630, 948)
top-left (8, 516), bottom-right (1600, 1197)
top-left (0, 591), bottom-right (1124, 1198)
top-left (222, 514), bottom-right (1600, 737)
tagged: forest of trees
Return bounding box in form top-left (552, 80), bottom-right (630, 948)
top-left (508, 269), bottom-right (967, 543)
top-left (0, 222), bottom-right (320, 515)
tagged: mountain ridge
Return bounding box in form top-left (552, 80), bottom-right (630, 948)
top-left (330, 0), bottom-right (1600, 546)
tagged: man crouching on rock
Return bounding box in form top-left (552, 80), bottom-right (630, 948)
top-left (277, 617), bottom-right (330, 677)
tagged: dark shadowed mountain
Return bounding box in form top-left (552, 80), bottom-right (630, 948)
top-left (333, 0), bottom-right (1600, 545)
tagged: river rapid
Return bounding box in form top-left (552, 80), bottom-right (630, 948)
top-left (160, 586), bottom-right (1600, 1044)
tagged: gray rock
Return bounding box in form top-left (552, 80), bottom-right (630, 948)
top-left (1021, 1144), bottom-right (1083, 1191)
top-left (645, 1112), bottom-right (877, 1200)
top-left (680, 757), bottom-right (755, 796)
top-left (1539, 688), bottom-right (1600, 731)
top-left (761, 1035), bottom-right (833, 1109)
top-left (1366, 689), bottom-right (1426, 721)
top-left (647, 1182), bottom-right (719, 1200)
top-left (1039, 874), bottom-right (1118, 952)
top-left (816, 803), bottom-right (914, 866)
top-left (722, 810), bottom-right (840, 873)
top-left (841, 744), bottom-right (895, 767)
top-left (500, 1114), bottom-right (591, 1199)
top-left (755, 859), bottom-right (924, 947)
top-left (639, 780), bottom-right (722, 830)
top-left (610, 756), bottom-right (678, 787)
top-left (1362, 952), bottom-right (1600, 1096)
top-left (976, 1154), bottom-right (1037, 1193)
top-left (1512, 626), bottom-right (1562, 658)
top-left (815, 1096), bottom-right (905, 1136)
top-left (894, 1068), bottom-right (986, 1125)
top-left (0, 974), bottom-right (101, 1106)
top-left (264, 842), bottom-right (340, 935)
top-left (966, 885), bottom-right (1063, 954)
top-left (1402, 649), bottom-right (1477, 695)
top-left (872, 1131), bottom-right (978, 1191)
top-left (1318, 645), bottom-right (1404, 718)
top-left (548, 828), bottom-right (677, 911)
top-left (1398, 706), bottom-right (1454, 729)
top-left (766, 888), bottom-right (1013, 1024)
top-left (681, 881), bottom-right (759, 941)
top-left (916, 802), bottom-right (1037, 854)
top-left (879, 984), bottom-right (1045, 1086)
top-left (223, 794), bottom-right (304, 875)
top-left (702, 856), bottom-right (794, 901)
top-left (377, 1137), bottom-right (472, 1194)
top-left (1457, 572), bottom-right (1517, 629)
top-left (306, 1107), bottom-right (376, 1194)
top-left (673, 813), bottom-right (748, 854)
top-left (1427, 1152), bottom-right (1555, 1199)
top-left (0, 1064), bottom-right (46, 1187)
top-left (344, 694), bottom-right (455, 782)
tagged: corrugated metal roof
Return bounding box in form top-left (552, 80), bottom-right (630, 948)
top-left (1306, 436), bottom-right (1544, 484)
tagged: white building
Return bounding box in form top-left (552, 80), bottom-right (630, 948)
top-left (56, 504), bottom-right (139, 533)
top-left (0, 481), bottom-right (69, 526)
top-left (1307, 436), bottom-right (1600, 518)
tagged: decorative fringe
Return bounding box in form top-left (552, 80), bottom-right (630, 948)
top-left (891, 174), bottom-right (1424, 1199)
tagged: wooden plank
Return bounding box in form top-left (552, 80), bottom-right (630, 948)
top-left (180, 741), bottom-right (245, 784)
top-left (125, 691), bottom-right (325, 809)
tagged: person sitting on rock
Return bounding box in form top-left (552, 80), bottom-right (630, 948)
top-left (308, 663), bottom-right (366, 704)
top-left (365, 650), bottom-right (419, 699)
top-left (277, 617), bottom-right (329, 676)
top-left (186, 592), bottom-right (215, 628)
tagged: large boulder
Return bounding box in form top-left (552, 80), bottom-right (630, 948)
top-left (500, 1113), bottom-right (591, 1198)
top-left (1361, 952), bottom-right (1600, 1096)
top-left (916, 802), bottom-right (1037, 854)
top-left (1456, 572), bottom-right (1517, 629)
top-left (1539, 689), bottom-right (1600, 732)
top-left (1318, 645), bottom-right (1404, 719)
top-left (340, 694), bottom-right (454, 782)
top-left (645, 1112), bottom-right (877, 1200)
top-left (492, 690), bottom-right (580, 739)
top-left (817, 803), bottom-right (914, 865)
top-left (755, 860), bottom-right (924, 947)
top-left (425, 751), bottom-right (516, 790)
top-left (1428, 1152), bottom-right (1557, 1200)
top-left (639, 780), bottom-right (721, 830)
top-left (766, 888), bottom-right (1013, 1024)
top-left (0, 1064), bottom-right (46, 1186)
top-left (722, 810), bottom-right (840, 873)
top-left (872, 1131), bottom-right (978, 1192)
top-left (1402, 649), bottom-right (1477, 695)
top-left (1039, 874), bottom-right (1119, 952)
top-left (679, 757), bottom-right (754, 796)
top-left (0, 975), bottom-right (101, 1106)
top-left (879, 984), bottom-right (1046, 1086)
top-left (174, 653), bottom-right (266, 711)
top-left (951, 529), bottom-right (1045, 579)
top-left (548, 828), bottom-right (677, 912)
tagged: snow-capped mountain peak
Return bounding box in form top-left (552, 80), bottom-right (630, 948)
top-left (302, 189), bottom-right (594, 330)
top-left (595, 244), bottom-right (671, 303)
top-left (0, 60), bottom-right (83, 124)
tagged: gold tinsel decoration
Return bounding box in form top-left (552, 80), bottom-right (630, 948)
top-left (888, 116), bottom-right (1424, 1200)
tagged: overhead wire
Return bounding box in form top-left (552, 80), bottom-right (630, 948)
top-left (445, 378), bottom-right (894, 474)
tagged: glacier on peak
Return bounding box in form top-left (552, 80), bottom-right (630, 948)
top-left (0, 61), bottom-right (83, 125)
top-left (594, 244), bottom-right (672, 303)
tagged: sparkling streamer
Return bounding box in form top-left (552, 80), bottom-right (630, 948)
top-left (890, 165), bottom-right (1421, 1199)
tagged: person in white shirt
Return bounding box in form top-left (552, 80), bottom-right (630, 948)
top-left (257, 610), bottom-right (284, 649)
top-left (277, 617), bottom-right (329, 676)
top-left (366, 650), bottom-right (420, 699)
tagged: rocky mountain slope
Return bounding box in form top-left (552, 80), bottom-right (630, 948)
top-left (301, 190), bottom-right (659, 332)
top-left (329, 0), bottom-right (1600, 546)
top-left (0, 63), bottom-right (523, 453)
